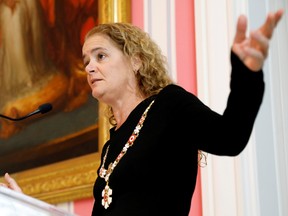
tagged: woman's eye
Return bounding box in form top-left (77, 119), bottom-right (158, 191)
top-left (97, 53), bottom-right (106, 61)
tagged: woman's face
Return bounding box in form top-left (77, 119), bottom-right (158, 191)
top-left (82, 34), bottom-right (137, 104)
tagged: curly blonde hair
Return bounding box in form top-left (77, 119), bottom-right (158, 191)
top-left (85, 22), bottom-right (173, 126)
top-left (85, 23), bottom-right (207, 166)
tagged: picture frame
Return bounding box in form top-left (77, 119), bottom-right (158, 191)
top-left (0, 0), bottom-right (131, 204)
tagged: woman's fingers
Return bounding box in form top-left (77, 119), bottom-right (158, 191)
top-left (3, 173), bottom-right (22, 193)
top-left (232, 9), bottom-right (284, 71)
top-left (260, 9), bottom-right (284, 39)
top-left (233, 15), bottom-right (247, 44)
top-left (250, 30), bottom-right (269, 58)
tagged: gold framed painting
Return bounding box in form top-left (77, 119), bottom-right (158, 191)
top-left (0, 0), bottom-right (131, 204)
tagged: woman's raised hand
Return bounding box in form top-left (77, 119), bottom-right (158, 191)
top-left (232, 9), bottom-right (284, 71)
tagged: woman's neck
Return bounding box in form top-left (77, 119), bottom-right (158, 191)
top-left (112, 95), bottom-right (145, 129)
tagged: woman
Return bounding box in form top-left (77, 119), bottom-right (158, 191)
top-left (2, 9), bottom-right (284, 216)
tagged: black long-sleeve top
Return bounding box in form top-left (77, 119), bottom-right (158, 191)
top-left (92, 52), bottom-right (265, 216)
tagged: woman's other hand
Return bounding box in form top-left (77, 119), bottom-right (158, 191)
top-left (0, 173), bottom-right (22, 193)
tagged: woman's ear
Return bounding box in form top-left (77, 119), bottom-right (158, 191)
top-left (131, 56), bottom-right (142, 73)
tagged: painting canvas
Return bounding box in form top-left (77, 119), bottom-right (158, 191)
top-left (0, 0), bottom-right (99, 175)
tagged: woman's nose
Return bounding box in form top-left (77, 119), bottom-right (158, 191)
top-left (85, 62), bottom-right (96, 74)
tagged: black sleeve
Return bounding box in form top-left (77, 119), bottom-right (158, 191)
top-left (195, 51), bottom-right (265, 155)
